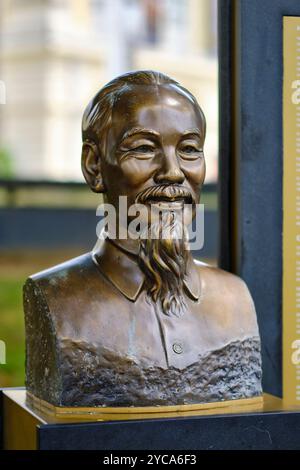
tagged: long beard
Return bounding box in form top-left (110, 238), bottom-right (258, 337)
top-left (138, 209), bottom-right (190, 318)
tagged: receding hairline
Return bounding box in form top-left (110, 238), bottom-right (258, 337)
top-left (110, 84), bottom-right (206, 133)
top-left (113, 82), bottom-right (199, 106)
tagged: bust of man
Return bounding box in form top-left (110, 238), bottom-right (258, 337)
top-left (24, 71), bottom-right (262, 407)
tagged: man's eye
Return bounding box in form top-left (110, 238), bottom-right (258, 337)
top-left (181, 146), bottom-right (201, 154)
top-left (132, 145), bottom-right (154, 153)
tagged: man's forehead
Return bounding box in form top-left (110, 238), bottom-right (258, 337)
top-left (110, 84), bottom-right (204, 139)
top-left (115, 83), bottom-right (197, 110)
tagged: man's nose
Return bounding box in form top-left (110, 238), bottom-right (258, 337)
top-left (154, 149), bottom-right (185, 185)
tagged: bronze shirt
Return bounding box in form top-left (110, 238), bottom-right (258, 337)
top-left (24, 239), bottom-right (262, 407)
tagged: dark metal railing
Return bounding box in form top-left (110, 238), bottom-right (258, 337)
top-left (0, 179), bottom-right (217, 208)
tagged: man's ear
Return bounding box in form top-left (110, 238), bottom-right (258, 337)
top-left (81, 140), bottom-right (106, 193)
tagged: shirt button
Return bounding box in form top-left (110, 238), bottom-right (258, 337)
top-left (172, 343), bottom-right (183, 354)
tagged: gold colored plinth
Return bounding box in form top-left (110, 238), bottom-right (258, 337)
top-left (26, 391), bottom-right (264, 423)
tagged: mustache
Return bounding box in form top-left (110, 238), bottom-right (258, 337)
top-left (135, 184), bottom-right (194, 205)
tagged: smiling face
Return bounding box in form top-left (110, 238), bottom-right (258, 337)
top-left (83, 83), bottom-right (206, 231)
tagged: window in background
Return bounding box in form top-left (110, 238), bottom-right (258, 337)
top-left (0, 0), bottom-right (218, 183)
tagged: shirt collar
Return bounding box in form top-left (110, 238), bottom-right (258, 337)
top-left (92, 237), bottom-right (200, 302)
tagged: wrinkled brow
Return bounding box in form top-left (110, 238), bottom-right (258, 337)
top-left (121, 127), bottom-right (160, 141)
top-left (181, 128), bottom-right (203, 139)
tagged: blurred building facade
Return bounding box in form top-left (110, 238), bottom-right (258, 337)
top-left (0, 0), bottom-right (218, 182)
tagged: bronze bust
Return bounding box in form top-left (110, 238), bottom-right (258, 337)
top-left (24, 71), bottom-right (262, 407)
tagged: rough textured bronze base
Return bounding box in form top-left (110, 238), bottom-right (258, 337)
top-left (58, 337), bottom-right (262, 407)
top-left (26, 336), bottom-right (262, 407)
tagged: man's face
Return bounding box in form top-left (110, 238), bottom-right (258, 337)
top-left (102, 84), bottom-right (206, 228)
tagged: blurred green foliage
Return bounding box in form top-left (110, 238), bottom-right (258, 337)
top-left (0, 147), bottom-right (14, 178)
top-left (0, 250), bottom-right (80, 387)
top-left (0, 278), bottom-right (25, 386)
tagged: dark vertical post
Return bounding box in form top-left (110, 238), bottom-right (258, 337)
top-left (218, 0), bottom-right (234, 272)
top-left (219, 0), bottom-right (300, 397)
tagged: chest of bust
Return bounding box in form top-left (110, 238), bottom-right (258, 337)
top-left (25, 253), bottom-right (261, 407)
top-left (50, 279), bottom-right (240, 371)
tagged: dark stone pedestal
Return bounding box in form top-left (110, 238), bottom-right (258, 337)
top-left (0, 390), bottom-right (300, 450)
top-left (1, 388), bottom-right (300, 450)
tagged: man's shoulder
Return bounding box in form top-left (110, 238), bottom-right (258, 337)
top-left (25, 252), bottom-right (97, 295)
top-left (23, 251), bottom-right (109, 330)
top-left (192, 259), bottom-right (258, 335)
top-left (194, 259), bottom-right (253, 298)
top-left (31, 252), bottom-right (93, 280)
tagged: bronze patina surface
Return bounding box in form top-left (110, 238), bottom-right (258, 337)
top-left (24, 71), bottom-right (262, 407)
